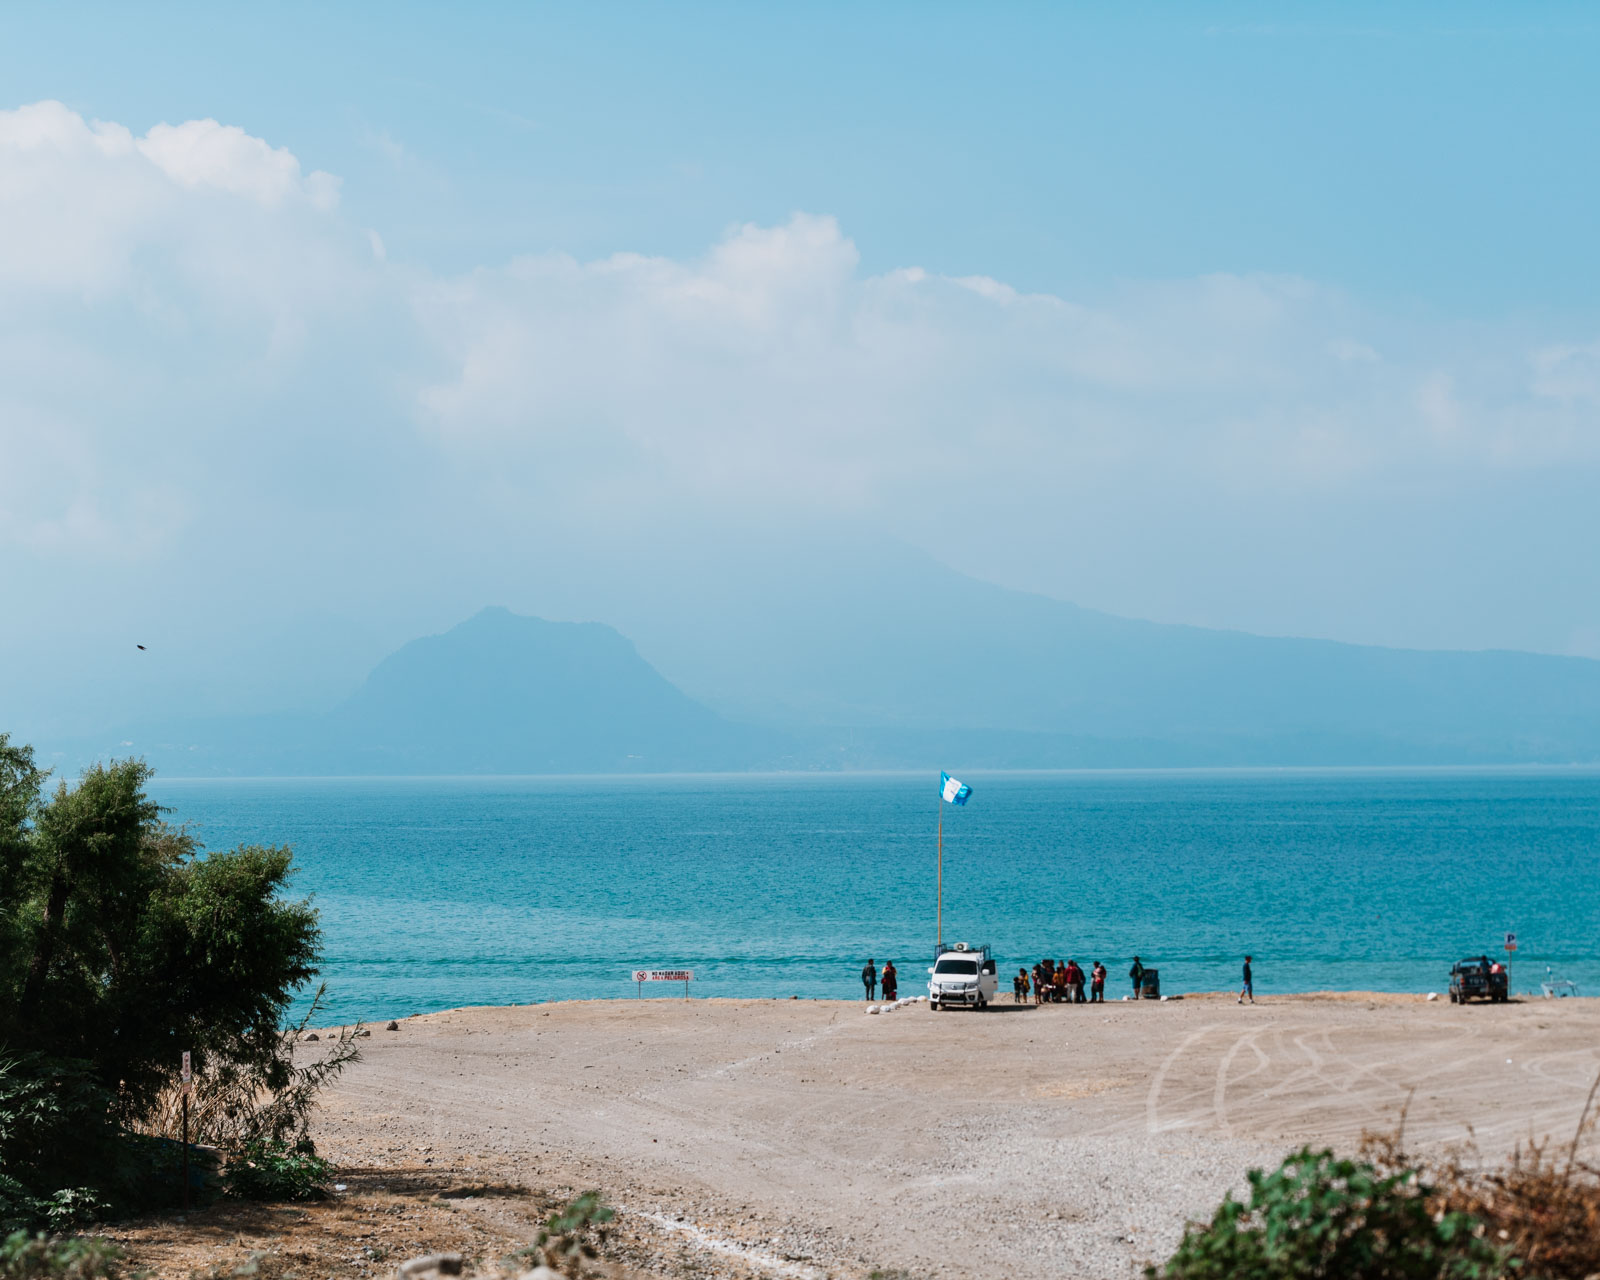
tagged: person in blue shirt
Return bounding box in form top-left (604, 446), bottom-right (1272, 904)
top-left (862, 959), bottom-right (877, 1001)
top-left (1238, 954), bottom-right (1254, 1004)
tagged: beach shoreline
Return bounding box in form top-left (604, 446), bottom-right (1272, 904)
top-left (311, 987), bottom-right (1561, 1033)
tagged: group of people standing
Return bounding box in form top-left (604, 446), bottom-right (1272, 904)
top-left (861, 953), bottom-right (1257, 1004)
top-left (1015, 957), bottom-right (1108, 1003)
top-left (860, 958), bottom-right (898, 1001)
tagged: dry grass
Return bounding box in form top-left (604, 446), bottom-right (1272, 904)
top-left (101, 1166), bottom-right (537, 1280)
top-left (137, 998), bottom-right (365, 1153)
top-left (98, 1165), bottom-right (756, 1280)
top-left (1365, 1074), bottom-right (1600, 1280)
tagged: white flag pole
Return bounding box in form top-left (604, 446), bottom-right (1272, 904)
top-left (937, 781), bottom-right (943, 952)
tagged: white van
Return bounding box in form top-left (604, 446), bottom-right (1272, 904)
top-left (928, 942), bottom-right (999, 1011)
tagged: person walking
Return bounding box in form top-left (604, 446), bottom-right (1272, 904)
top-left (1066, 959), bottom-right (1085, 1004)
top-left (1090, 961), bottom-right (1106, 1002)
top-left (1238, 955), bottom-right (1254, 1004)
top-left (881, 960), bottom-right (898, 1002)
top-left (1130, 956), bottom-right (1145, 999)
top-left (862, 958), bottom-right (877, 1001)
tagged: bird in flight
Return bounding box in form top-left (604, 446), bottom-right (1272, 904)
top-left (136, 644), bottom-right (146, 651)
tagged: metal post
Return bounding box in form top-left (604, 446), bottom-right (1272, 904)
top-left (181, 1091), bottom-right (189, 1212)
top-left (937, 794), bottom-right (943, 952)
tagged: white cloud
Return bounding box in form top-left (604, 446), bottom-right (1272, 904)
top-left (137, 117), bottom-right (340, 209)
top-left (1531, 339), bottom-right (1600, 403)
top-left (2, 98), bottom-right (1600, 671)
top-left (0, 102), bottom-right (392, 562)
top-left (1328, 337), bottom-right (1380, 363)
top-left (0, 99), bottom-right (133, 154)
top-left (410, 217), bottom-right (1597, 521)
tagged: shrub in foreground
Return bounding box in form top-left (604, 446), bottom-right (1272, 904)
top-left (0, 1231), bottom-right (121, 1280)
top-left (221, 1139), bottom-right (332, 1203)
top-left (509, 1192), bottom-right (615, 1279)
top-left (1149, 1147), bottom-right (1508, 1280)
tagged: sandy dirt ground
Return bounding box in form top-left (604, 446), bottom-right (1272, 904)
top-left (227, 992), bottom-right (1600, 1280)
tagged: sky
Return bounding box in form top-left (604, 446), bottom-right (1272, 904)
top-left (4, 2), bottom-right (1600, 736)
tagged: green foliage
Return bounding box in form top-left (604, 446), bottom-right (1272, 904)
top-left (105, 1133), bottom-right (222, 1217)
top-left (513, 1192), bottom-right (614, 1278)
top-left (221, 1139), bottom-right (331, 1203)
top-left (0, 1231), bottom-right (121, 1280)
top-left (0, 1059), bottom-right (118, 1231)
top-left (1151, 1148), bottom-right (1511, 1280)
top-left (0, 734), bottom-right (331, 1227)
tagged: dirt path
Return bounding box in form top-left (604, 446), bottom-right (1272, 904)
top-left (306, 994), bottom-right (1600, 1280)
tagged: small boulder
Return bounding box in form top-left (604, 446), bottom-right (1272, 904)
top-left (386, 1020), bottom-right (400, 1031)
top-left (1427, 992), bottom-right (1440, 1001)
top-left (396, 1253), bottom-right (462, 1278)
top-left (303, 1033), bottom-right (319, 1042)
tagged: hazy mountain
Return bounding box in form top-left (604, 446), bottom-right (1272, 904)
top-left (319, 607), bottom-right (774, 773)
top-left (36, 553), bottom-right (1600, 774)
top-left (593, 537), bottom-right (1600, 766)
top-left (72, 609), bottom-right (782, 776)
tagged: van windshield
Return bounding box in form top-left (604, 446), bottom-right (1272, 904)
top-left (935, 958), bottom-right (979, 976)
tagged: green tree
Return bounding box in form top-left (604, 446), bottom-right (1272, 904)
top-left (0, 736), bottom-right (324, 1222)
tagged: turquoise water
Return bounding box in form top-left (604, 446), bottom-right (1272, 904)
top-left (148, 770), bottom-right (1600, 1025)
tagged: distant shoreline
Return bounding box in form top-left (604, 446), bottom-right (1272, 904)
top-left (150, 761), bottom-right (1600, 784)
top-left (306, 988), bottom-right (1592, 1031)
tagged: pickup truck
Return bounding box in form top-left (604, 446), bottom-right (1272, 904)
top-left (928, 942), bottom-right (999, 1011)
top-left (1449, 956), bottom-right (1509, 1004)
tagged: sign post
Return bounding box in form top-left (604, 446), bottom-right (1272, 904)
top-left (180, 1051), bottom-right (192, 1211)
top-left (631, 969), bottom-right (694, 1000)
top-left (1505, 932), bottom-right (1517, 995)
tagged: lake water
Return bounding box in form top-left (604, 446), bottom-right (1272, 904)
top-left (148, 770), bottom-right (1600, 1025)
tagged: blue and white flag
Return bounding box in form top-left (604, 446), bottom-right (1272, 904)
top-left (940, 772), bottom-right (971, 805)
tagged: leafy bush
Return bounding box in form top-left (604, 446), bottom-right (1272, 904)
top-left (512, 1192), bottom-right (615, 1278)
top-left (0, 736), bottom-right (343, 1226)
top-left (0, 1231), bottom-right (121, 1280)
top-left (0, 1184), bottom-right (105, 1241)
top-left (222, 1140), bottom-right (332, 1203)
top-left (1149, 1147), bottom-right (1509, 1280)
top-left (0, 1058), bottom-right (117, 1231)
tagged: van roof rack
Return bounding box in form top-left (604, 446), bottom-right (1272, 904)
top-left (933, 942), bottom-right (991, 961)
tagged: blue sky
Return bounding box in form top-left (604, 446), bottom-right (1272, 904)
top-left (11, 3), bottom-right (1600, 307)
top-left (4, 3), bottom-right (1600, 734)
